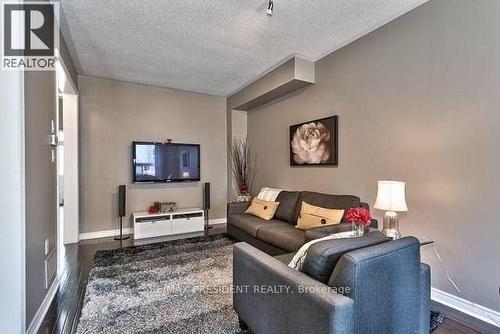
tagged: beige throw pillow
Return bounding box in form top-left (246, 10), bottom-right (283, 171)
top-left (295, 201), bottom-right (345, 230)
top-left (245, 197), bottom-right (280, 220)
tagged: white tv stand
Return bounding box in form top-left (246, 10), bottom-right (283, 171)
top-left (132, 208), bottom-right (204, 240)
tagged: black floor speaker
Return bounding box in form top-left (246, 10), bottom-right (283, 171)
top-left (203, 182), bottom-right (211, 210)
top-left (118, 185), bottom-right (126, 217)
top-left (203, 182), bottom-right (212, 235)
top-left (115, 185), bottom-right (130, 240)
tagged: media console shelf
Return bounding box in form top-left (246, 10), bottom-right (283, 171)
top-left (132, 208), bottom-right (204, 240)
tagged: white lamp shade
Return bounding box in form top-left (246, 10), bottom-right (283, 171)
top-left (374, 181), bottom-right (408, 212)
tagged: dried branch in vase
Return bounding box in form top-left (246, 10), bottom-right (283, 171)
top-left (230, 138), bottom-right (256, 196)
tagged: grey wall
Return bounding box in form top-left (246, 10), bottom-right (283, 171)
top-left (24, 71), bottom-right (57, 326)
top-left (20, 2), bottom-right (79, 327)
top-left (247, 0), bottom-right (500, 311)
top-left (228, 110), bottom-right (248, 200)
top-left (79, 76), bottom-right (227, 233)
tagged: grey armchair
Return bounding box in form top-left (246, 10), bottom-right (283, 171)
top-left (233, 237), bottom-right (430, 334)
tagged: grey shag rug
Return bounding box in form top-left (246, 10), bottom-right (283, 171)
top-left (77, 234), bottom-right (445, 333)
top-left (77, 235), bottom-right (242, 334)
top-left (430, 310), bottom-right (446, 332)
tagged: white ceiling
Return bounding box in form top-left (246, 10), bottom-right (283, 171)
top-left (60, 0), bottom-right (426, 96)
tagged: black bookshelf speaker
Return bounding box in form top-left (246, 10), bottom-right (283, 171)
top-left (118, 185), bottom-right (126, 217)
top-left (203, 182), bottom-right (211, 210)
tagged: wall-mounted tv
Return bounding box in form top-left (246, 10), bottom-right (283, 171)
top-left (132, 141), bottom-right (200, 183)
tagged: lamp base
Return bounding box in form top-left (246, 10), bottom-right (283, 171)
top-left (381, 211), bottom-right (401, 240)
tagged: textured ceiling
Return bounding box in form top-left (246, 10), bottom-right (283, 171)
top-left (60, 0), bottom-right (426, 96)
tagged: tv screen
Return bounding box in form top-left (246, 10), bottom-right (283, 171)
top-left (132, 142), bottom-right (200, 183)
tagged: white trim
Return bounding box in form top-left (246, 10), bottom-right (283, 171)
top-left (79, 219), bottom-right (227, 240)
top-left (79, 228), bottom-right (133, 240)
top-left (19, 59), bottom-right (27, 334)
top-left (26, 278), bottom-right (59, 334)
top-left (209, 218), bottom-right (227, 225)
top-left (61, 93), bottom-right (79, 244)
top-left (431, 288), bottom-right (500, 328)
top-left (0, 48), bottom-right (26, 331)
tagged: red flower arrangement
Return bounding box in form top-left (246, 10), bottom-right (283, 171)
top-left (148, 202), bottom-right (160, 214)
top-left (346, 207), bottom-right (372, 227)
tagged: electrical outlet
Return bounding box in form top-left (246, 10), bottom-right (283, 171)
top-left (44, 239), bottom-right (49, 255)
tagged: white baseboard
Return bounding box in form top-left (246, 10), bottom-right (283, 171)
top-left (79, 227), bottom-right (133, 240)
top-left (79, 218), bottom-right (227, 240)
top-left (26, 278), bottom-right (59, 334)
top-left (209, 218), bottom-right (226, 225)
top-left (431, 287), bottom-right (500, 328)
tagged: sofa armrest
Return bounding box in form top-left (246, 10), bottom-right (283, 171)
top-left (233, 242), bottom-right (354, 334)
top-left (305, 224), bottom-right (354, 242)
top-left (369, 218), bottom-right (378, 229)
top-left (227, 202), bottom-right (250, 216)
top-left (305, 220), bottom-right (379, 242)
top-left (419, 263), bottom-right (431, 333)
top-left (329, 237), bottom-right (425, 333)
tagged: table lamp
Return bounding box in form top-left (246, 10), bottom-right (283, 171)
top-left (374, 181), bottom-right (408, 239)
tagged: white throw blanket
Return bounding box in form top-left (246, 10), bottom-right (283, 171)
top-left (257, 187), bottom-right (283, 202)
top-left (288, 231), bottom-right (357, 271)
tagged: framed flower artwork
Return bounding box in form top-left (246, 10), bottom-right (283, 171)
top-left (289, 116), bottom-right (338, 166)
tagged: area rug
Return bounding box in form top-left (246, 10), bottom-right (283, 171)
top-left (76, 235), bottom-right (241, 333)
top-left (430, 310), bottom-right (446, 331)
top-left (77, 234), bottom-right (446, 333)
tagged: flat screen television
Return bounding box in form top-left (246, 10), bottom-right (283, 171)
top-left (132, 141), bottom-right (200, 183)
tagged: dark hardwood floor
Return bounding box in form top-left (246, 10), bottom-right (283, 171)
top-left (39, 236), bottom-right (134, 334)
top-left (39, 227), bottom-right (485, 334)
top-left (436, 319), bottom-right (483, 334)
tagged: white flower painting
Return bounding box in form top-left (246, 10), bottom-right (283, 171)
top-left (290, 116), bottom-right (338, 166)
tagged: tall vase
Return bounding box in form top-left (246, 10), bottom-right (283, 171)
top-left (352, 222), bottom-right (364, 237)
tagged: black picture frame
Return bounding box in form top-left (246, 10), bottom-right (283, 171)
top-left (289, 116), bottom-right (338, 166)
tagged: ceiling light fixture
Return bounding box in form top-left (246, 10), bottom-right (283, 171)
top-left (266, 0), bottom-right (274, 16)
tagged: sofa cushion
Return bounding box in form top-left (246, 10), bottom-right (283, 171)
top-left (228, 214), bottom-right (289, 237)
top-left (302, 231), bottom-right (390, 283)
top-left (304, 223), bottom-right (354, 242)
top-left (273, 252), bottom-right (296, 264)
top-left (274, 191), bottom-right (300, 224)
top-left (257, 224), bottom-right (305, 252)
top-left (294, 192), bottom-right (361, 223)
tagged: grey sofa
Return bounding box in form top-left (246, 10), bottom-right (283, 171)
top-left (233, 233), bottom-right (431, 334)
top-left (227, 191), bottom-right (378, 255)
